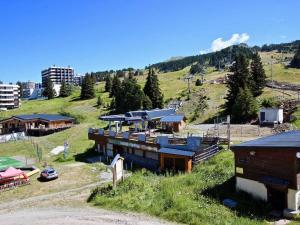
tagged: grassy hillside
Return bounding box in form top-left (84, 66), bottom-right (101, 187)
top-left (0, 84), bottom-right (109, 162)
top-left (89, 150), bottom-right (270, 225)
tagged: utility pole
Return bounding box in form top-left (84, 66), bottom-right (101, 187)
top-left (270, 58), bottom-right (274, 96)
top-left (227, 115), bottom-right (231, 150)
top-left (184, 74), bottom-right (192, 94)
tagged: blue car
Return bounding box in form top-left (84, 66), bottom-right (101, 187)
top-left (40, 167), bottom-right (58, 180)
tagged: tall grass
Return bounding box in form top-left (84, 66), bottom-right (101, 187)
top-left (90, 151), bottom-right (268, 225)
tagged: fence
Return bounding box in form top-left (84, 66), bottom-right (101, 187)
top-left (193, 144), bottom-right (220, 164)
top-left (0, 132), bottom-right (28, 143)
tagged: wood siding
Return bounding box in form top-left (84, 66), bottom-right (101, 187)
top-left (233, 148), bottom-right (298, 190)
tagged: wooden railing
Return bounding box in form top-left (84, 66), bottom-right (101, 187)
top-left (193, 144), bottom-right (220, 164)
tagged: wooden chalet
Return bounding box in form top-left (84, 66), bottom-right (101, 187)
top-left (0, 114), bottom-right (74, 136)
top-left (88, 128), bottom-right (220, 173)
top-left (160, 115), bottom-right (186, 132)
top-left (231, 131), bottom-right (300, 213)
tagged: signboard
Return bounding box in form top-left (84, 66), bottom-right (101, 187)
top-left (108, 138), bottom-right (157, 151)
top-left (109, 154), bottom-right (124, 188)
top-left (236, 167), bottom-right (243, 174)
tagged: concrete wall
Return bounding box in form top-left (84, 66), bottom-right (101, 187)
top-left (236, 177), bottom-right (268, 201)
top-left (287, 189), bottom-right (300, 211)
top-left (259, 108), bottom-right (283, 124)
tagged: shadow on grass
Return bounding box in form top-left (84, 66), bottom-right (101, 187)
top-left (201, 177), bottom-right (272, 221)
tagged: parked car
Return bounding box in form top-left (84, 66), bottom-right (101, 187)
top-left (40, 167), bottom-right (58, 180)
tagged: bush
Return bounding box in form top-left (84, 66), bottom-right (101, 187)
top-left (195, 79), bottom-right (202, 86)
top-left (260, 98), bottom-right (280, 108)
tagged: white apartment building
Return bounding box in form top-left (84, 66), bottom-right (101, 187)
top-left (41, 65), bottom-right (74, 87)
top-left (0, 84), bottom-right (20, 109)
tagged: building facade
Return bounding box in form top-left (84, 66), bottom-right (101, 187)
top-left (232, 131), bottom-right (300, 213)
top-left (0, 84), bottom-right (20, 109)
top-left (41, 66), bottom-right (74, 87)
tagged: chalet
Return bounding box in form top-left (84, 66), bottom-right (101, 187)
top-left (259, 107), bottom-right (283, 125)
top-left (231, 131), bottom-right (300, 213)
top-left (160, 115), bottom-right (186, 132)
top-left (88, 128), bottom-right (220, 173)
top-left (0, 114), bottom-right (74, 136)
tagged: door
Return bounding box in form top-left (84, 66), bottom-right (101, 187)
top-left (268, 187), bottom-right (287, 210)
top-left (260, 112), bottom-right (266, 122)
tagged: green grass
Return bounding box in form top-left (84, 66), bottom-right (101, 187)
top-left (89, 151), bottom-right (270, 225)
top-left (0, 84), bottom-right (109, 164)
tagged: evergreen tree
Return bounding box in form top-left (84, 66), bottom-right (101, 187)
top-left (143, 68), bottom-right (164, 109)
top-left (290, 45), bottom-right (300, 68)
top-left (142, 95), bottom-right (152, 110)
top-left (115, 78), bottom-right (145, 113)
top-left (43, 77), bottom-right (56, 99)
top-left (195, 79), bottom-right (202, 86)
top-left (59, 80), bottom-right (70, 97)
top-left (104, 75), bottom-right (112, 93)
top-left (225, 54), bottom-right (252, 114)
top-left (232, 88), bottom-right (258, 123)
top-left (80, 75), bottom-right (95, 99)
top-left (250, 52), bottom-right (266, 97)
top-left (110, 76), bottom-right (121, 97)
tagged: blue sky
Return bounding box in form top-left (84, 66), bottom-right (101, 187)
top-left (0, 0), bottom-right (299, 83)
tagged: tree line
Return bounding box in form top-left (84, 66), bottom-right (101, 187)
top-left (225, 52), bottom-right (266, 123)
top-left (105, 68), bottom-right (163, 113)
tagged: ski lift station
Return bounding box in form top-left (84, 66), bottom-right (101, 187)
top-left (259, 107), bottom-right (283, 125)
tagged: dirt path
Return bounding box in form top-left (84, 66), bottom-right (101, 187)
top-left (0, 207), bottom-right (175, 225)
top-left (0, 170), bottom-right (176, 225)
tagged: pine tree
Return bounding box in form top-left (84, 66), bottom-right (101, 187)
top-left (232, 88), bottom-right (258, 123)
top-left (250, 52), bottom-right (266, 97)
top-left (80, 75), bottom-right (95, 99)
top-left (43, 77), bottom-right (56, 99)
top-left (142, 95), bottom-right (152, 110)
top-left (143, 68), bottom-right (164, 109)
top-left (110, 76), bottom-right (121, 97)
top-left (59, 80), bottom-right (69, 97)
top-left (290, 45), bottom-right (300, 68)
top-left (104, 75), bottom-right (112, 93)
top-left (115, 78), bottom-right (145, 113)
top-left (225, 54), bottom-right (252, 114)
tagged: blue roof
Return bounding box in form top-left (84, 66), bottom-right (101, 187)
top-left (232, 130), bottom-right (300, 149)
top-left (160, 115), bottom-right (185, 122)
top-left (146, 108), bottom-right (176, 120)
top-left (12, 114), bottom-right (74, 122)
top-left (159, 147), bottom-right (195, 157)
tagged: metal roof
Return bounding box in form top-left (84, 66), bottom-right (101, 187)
top-left (146, 108), bottom-right (176, 120)
top-left (100, 115), bottom-right (126, 121)
top-left (160, 115), bottom-right (185, 123)
top-left (159, 147), bottom-right (195, 157)
top-left (8, 114), bottom-right (74, 122)
top-left (232, 131), bottom-right (300, 149)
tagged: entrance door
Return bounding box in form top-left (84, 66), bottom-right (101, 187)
top-left (260, 112), bottom-right (266, 122)
top-left (164, 157), bottom-right (173, 171)
top-left (268, 188), bottom-right (287, 210)
top-left (174, 158), bottom-right (185, 172)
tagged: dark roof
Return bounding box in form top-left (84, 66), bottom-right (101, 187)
top-left (160, 115), bottom-right (185, 123)
top-left (100, 115), bottom-right (126, 121)
top-left (232, 131), bottom-right (300, 150)
top-left (2, 114), bottom-right (74, 122)
top-left (146, 108), bottom-right (176, 120)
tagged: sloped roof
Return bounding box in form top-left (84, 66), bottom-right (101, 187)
top-left (146, 108), bottom-right (176, 120)
top-left (1, 114), bottom-right (74, 123)
top-left (160, 115), bottom-right (185, 123)
top-left (232, 131), bottom-right (300, 149)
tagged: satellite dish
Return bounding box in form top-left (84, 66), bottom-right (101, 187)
top-left (296, 152), bottom-right (300, 158)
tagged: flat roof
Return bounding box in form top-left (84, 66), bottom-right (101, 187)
top-left (232, 130), bottom-right (300, 150)
top-left (159, 147), bottom-right (195, 157)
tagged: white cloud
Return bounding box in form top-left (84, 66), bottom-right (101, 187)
top-left (200, 33), bottom-right (250, 54)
